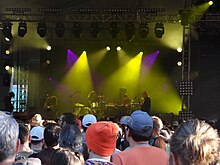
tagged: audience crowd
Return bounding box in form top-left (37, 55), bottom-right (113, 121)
top-left (1, 106), bottom-right (220, 165)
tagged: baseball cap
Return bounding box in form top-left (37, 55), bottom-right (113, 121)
top-left (30, 126), bottom-right (45, 141)
top-left (82, 114), bottom-right (97, 128)
top-left (125, 110), bottom-right (153, 137)
top-left (120, 116), bottom-right (130, 125)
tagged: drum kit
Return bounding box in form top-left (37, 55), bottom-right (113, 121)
top-left (73, 95), bottom-right (141, 118)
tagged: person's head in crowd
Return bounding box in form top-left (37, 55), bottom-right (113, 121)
top-left (85, 121), bottom-right (118, 158)
top-left (82, 114), bottom-right (97, 132)
top-left (58, 112), bottom-right (77, 128)
top-left (150, 116), bottom-right (166, 150)
top-left (172, 120), bottom-right (179, 130)
top-left (30, 126), bottom-right (45, 153)
top-left (42, 120), bottom-right (56, 127)
top-left (18, 123), bottom-right (30, 145)
top-left (120, 115), bottom-right (130, 133)
top-left (0, 111), bottom-right (19, 164)
top-left (151, 116), bottom-right (163, 134)
top-left (124, 110), bottom-right (153, 145)
top-left (76, 118), bottom-right (82, 130)
top-left (49, 147), bottom-right (84, 165)
top-left (30, 114), bottom-right (43, 128)
top-left (169, 119), bottom-right (220, 165)
top-left (44, 123), bottom-right (61, 148)
top-left (118, 116), bottom-right (130, 150)
top-left (59, 124), bottom-right (83, 152)
top-left (17, 123), bottom-right (33, 159)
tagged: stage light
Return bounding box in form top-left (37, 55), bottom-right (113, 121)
top-left (209, 1), bottom-right (213, 5)
top-left (177, 61), bottom-right (182, 66)
top-left (5, 49), bottom-right (10, 55)
top-left (139, 51), bottom-right (143, 55)
top-left (110, 22), bottom-right (119, 38)
top-left (177, 47), bottom-right (182, 52)
top-left (4, 45), bottom-right (11, 56)
top-left (116, 46), bottom-right (121, 51)
top-left (37, 22), bottom-right (46, 37)
top-left (139, 23), bottom-right (149, 38)
top-left (4, 60), bottom-right (13, 71)
top-left (154, 22), bottom-right (164, 38)
top-left (125, 22), bottom-right (135, 41)
top-left (18, 21), bottom-right (27, 37)
top-left (90, 22), bottom-right (100, 38)
top-left (47, 46), bottom-right (51, 51)
top-left (2, 22), bottom-right (13, 40)
top-left (106, 46), bottom-right (111, 51)
top-left (55, 22), bottom-right (65, 38)
top-left (72, 22), bottom-right (83, 38)
top-left (46, 59), bottom-right (51, 65)
top-left (5, 65), bottom-right (10, 71)
top-left (179, 81), bottom-right (193, 96)
top-left (5, 37), bottom-right (10, 42)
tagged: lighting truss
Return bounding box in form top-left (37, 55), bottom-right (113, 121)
top-left (1, 8), bottom-right (220, 23)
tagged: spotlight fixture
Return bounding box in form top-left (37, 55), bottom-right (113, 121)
top-left (125, 22), bottom-right (135, 41)
top-left (154, 22), bottom-right (164, 38)
top-left (209, 1), bottom-right (213, 6)
top-left (110, 22), bottom-right (119, 38)
top-left (177, 61), bottom-right (182, 66)
top-left (18, 21), bottom-right (27, 37)
top-left (106, 46), bottom-right (111, 51)
top-left (177, 47), bottom-right (182, 52)
top-left (72, 22), bottom-right (83, 38)
top-left (90, 22), bottom-right (100, 38)
top-left (139, 22), bottom-right (149, 38)
top-left (55, 22), bottom-right (65, 38)
top-left (4, 45), bottom-right (12, 56)
top-left (5, 49), bottom-right (11, 55)
top-left (4, 60), bottom-right (13, 71)
top-left (37, 22), bottom-right (46, 37)
top-left (5, 37), bottom-right (10, 42)
top-left (2, 22), bottom-right (13, 40)
top-left (116, 46), bottom-right (121, 51)
top-left (47, 46), bottom-right (52, 51)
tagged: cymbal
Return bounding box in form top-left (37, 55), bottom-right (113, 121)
top-left (74, 103), bottom-right (84, 107)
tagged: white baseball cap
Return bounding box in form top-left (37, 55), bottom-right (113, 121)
top-left (30, 126), bottom-right (45, 141)
top-left (82, 114), bottom-right (97, 128)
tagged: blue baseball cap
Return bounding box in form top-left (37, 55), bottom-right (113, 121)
top-left (125, 110), bottom-right (153, 137)
top-left (120, 116), bottom-right (130, 125)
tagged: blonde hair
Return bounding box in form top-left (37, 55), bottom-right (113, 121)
top-left (151, 116), bottom-right (163, 133)
top-left (170, 119), bottom-right (220, 165)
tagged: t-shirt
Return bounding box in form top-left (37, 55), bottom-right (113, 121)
top-left (112, 146), bottom-right (168, 165)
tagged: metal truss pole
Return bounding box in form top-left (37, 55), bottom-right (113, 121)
top-left (181, 25), bottom-right (191, 111)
